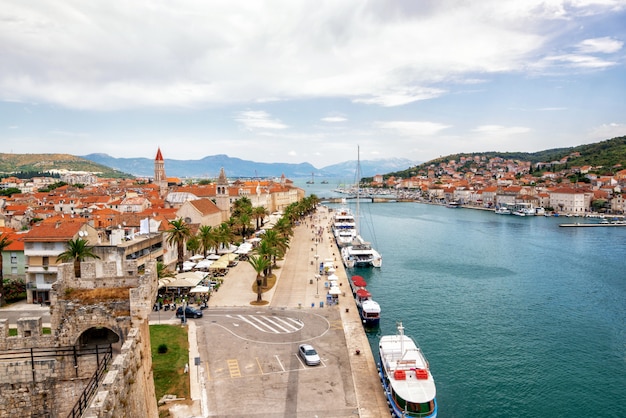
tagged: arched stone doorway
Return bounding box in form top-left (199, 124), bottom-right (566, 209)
top-left (78, 326), bottom-right (122, 354)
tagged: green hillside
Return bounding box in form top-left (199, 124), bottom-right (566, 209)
top-left (376, 136), bottom-right (626, 180)
top-left (0, 153), bottom-right (132, 178)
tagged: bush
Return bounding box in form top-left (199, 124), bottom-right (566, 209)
top-left (157, 344), bottom-right (168, 354)
top-left (2, 279), bottom-right (26, 302)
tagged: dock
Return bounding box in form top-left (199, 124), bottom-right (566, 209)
top-left (559, 222), bottom-right (626, 227)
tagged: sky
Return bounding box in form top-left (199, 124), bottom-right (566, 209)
top-left (1, 0), bottom-right (626, 168)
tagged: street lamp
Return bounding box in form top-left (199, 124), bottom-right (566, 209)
top-left (315, 274), bottom-right (321, 297)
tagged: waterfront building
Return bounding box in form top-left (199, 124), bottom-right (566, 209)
top-left (548, 187), bottom-right (592, 214)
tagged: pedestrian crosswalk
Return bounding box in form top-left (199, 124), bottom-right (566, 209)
top-left (226, 314), bottom-right (304, 334)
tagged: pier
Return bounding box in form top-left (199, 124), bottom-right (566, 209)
top-left (559, 222), bottom-right (626, 227)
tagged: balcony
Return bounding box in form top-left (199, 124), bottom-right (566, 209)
top-left (28, 265), bottom-right (58, 274)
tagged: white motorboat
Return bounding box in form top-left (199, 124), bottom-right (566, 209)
top-left (341, 235), bottom-right (382, 268)
top-left (378, 322), bottom-right (437, 418)
top-left (494, 206), bottom-right (511, 215)
top-left (332, 205), bottom-right (357, 247)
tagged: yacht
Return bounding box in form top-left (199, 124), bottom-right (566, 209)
top-left (378, 322), bottom-right (437, 417)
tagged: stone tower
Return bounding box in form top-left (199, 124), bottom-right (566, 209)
top-left (154, 147), bottom-right (167, 197)
top-left (215, 167), bottom-right (230, 221)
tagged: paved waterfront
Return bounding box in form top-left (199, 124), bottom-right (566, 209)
top-left (167, 205), bottom-right (390, 417)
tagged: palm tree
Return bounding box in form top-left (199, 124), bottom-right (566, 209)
top-left (232, 196), bottom-right (253, 218)
top-left (254, 240), bottom-right (277, 284)
top-left (253, 206), bottom-right (268, 230)
top-left (238, 213), bottom-right (252, 238)
top-left (0, 232), bottom-right (13, 307)
top-left (186, 235), bottom-right (201, 256)
top-left (198, 225), bottom-right (217, 257)
top-left (156, 261), bottom-right (175, 279)
top-left (56, 237), bottom-right (100, 278)
top-left (165, 218), bottom-right (192, 273)
top-left (262, 229), bottom-right (289, 267)
top-left (214, 222), bottom-right (234, 253)
top-left (248, 254), bottom-right (271, 303)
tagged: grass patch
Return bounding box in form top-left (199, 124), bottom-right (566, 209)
top-left (8, 327), bottom-right (50, 336)
top-left (150, 325), bottom-right (190, 401)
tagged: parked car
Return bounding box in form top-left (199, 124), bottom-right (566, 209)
top-left (298, 344), bottom-right (321, 366)
top-left (176, 306), bottom-right (203, 319)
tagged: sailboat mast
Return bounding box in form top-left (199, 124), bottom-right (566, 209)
top-left (356, 146), bottom-right (360, 234)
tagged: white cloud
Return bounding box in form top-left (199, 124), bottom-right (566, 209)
top-left (321, 116), bottom-right (347, 123)
top-left (472, 125), bottom-right (531, 135)
top-left (542, 54), bottom-right (617, 69)
top-left (235, 111), bottom-right (288, 130)
top-left (588, 122), bottom-right (626, 140)
top-left (375, 121), bottom-right (451, 136)
top-left (0, 0), bottom-right (592, 110)
top-left (576, 37), bottom-right (623, 53)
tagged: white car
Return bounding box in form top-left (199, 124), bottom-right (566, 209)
top-left (298, 344), bottom-right (321, 366)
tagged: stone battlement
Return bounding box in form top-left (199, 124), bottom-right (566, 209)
top-left (0, 259), bottom-right (159, 418)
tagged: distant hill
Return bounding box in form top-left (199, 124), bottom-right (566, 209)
top-left (378, 136), bottom-right (626, 179)
top-left (0, 153), bottom-right (130, 178)
top-left (82, 153), bottom-right (420, 179)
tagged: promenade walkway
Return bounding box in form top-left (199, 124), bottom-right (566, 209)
top-left (172, 205), bottom-right (390, 417)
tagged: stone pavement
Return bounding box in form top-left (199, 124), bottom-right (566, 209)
top-left (163, 205), bottom-right (390, 417)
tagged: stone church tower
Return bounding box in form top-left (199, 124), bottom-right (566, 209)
top-left (154, 147), bottom-right (167, 197)
top-left (215, 167), bottom-right (230, 221)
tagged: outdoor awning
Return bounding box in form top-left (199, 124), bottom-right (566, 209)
top-left (190, 286), bottom-right (211, 293)
top-left (158, 271), bottom-right (206, 288)
top-left (209, 260), bottom-right (228, 269)
top-left (351, 275), bottom-right (367, 287)
top-left (328, 286), bottom-right (342, 295)
top-left (195, 259), bottom-right (214, 269)
top-left (356, 288), bottom-right (371, 298)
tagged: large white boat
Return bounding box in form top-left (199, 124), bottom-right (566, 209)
top-left (341, 235), bottom-right (382, 268)
top-left (379, 322), bottom-right (437, 418)
top-left (332, 205), bottom-right (357, 247)
top-left (341, 146), bottom-right (382, 268)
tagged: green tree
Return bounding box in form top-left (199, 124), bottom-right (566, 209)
top-left (214, 222), bottom-right (234, 254)
top-left (254, 240), bottom-right (277, 284)
top-left (261, 229), bottom-right (289, 268)
top-left (156, 261), bottom-right (175, 279)
top-left (0, 232), bottom-right (14, 307)
top-left (253, 206), bottom-right (268, 230)
top-left (56, 237), bottom-right (100, 278)
top-left (165, 218), bottom-right (192, 273)
top-left (186, 235), bottom-right (201, 255)
top-left (248, 254), bottom-right (271, 303)
top-left (198, 225), bottom-right (217, 258)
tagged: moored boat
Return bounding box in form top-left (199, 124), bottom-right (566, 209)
top-left (341, 146), bottom-right (382, 268)
top-left (359, 298), bottom-right (381, 328)
top-left (495, 206), bottom-right (511, 215)
top-left (379, 322), bottom-right (437, 418)
top-left (332, 205), bottom-right (357, 247)
top-left (350, 275), bottom-right (367, 294)
top-left (341, 235), bottom-right (382, 268)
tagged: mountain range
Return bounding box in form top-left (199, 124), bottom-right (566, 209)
top-left (81, 153), bottom-right (419, 179)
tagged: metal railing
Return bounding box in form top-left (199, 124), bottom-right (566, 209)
top-left (68, 345), bottom-right (113, 418)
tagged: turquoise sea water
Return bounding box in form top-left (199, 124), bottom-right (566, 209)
top-left (300, 180), bottom-right (626, 417)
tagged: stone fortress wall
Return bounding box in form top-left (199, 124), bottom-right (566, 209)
top-left (0, 260), bottom-right (159, 418)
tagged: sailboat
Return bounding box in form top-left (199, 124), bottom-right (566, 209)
top-left (341, 146), bottom-right (382, 268)
top-left (306, 172), bottom-right (314, 184)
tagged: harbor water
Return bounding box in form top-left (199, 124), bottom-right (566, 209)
top-left (301, 180), bottom-right (626, 417)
